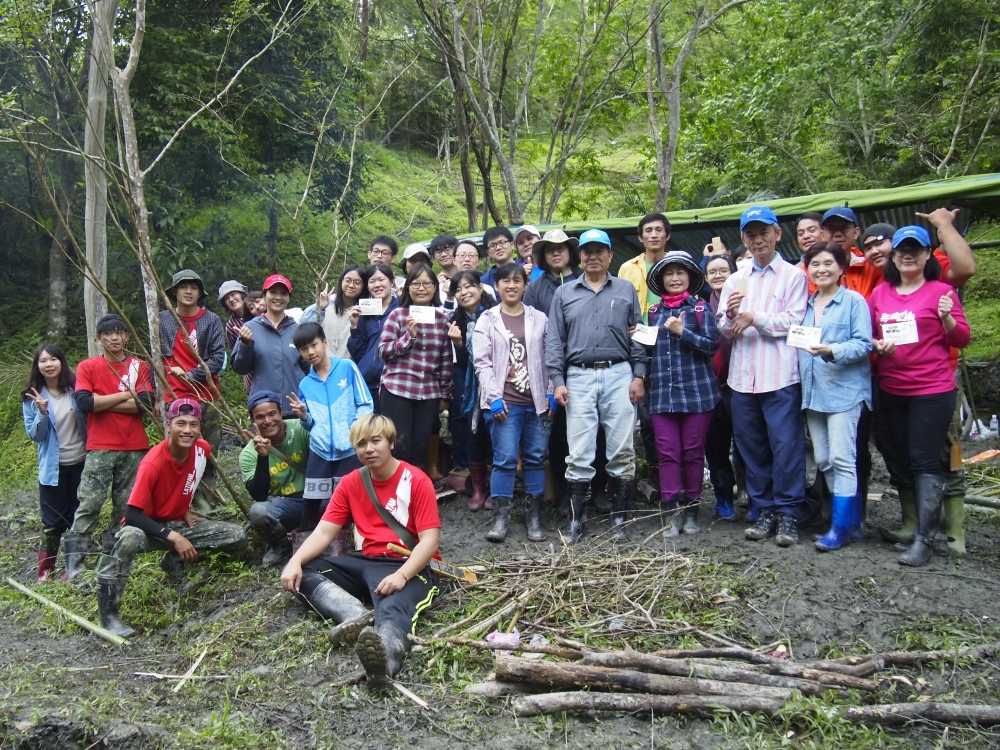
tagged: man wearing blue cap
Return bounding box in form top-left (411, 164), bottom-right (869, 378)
top-left (546, 228), bottom-right (647, 543)
top-left (240, 390), bottom-right (313, 565)
top-left (717, 207), bottom-right (809, 547)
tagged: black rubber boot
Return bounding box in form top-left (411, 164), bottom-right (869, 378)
top-left (609, 476), bottom-right (632, 542)
top-left (562, 480), bottom-right (589, 544)
top-left (158, 551), bottom-right (185, 580)
top-left (486, 497), bottom-right (511, 542)
top-left (299, 573), bottom-right (371, 645)
top-left (61, 532), bottom-right (88, 582)
top-left (899, 474), bottom-right (943, 567)
top-left (524, 494), bottom-right (546, 542)
top-left (880, 487), bottom-right (917, 544)
top-left (96, 555), bottom-right (135, 638)
top-left (262, 521), bottom-right (292, 567)
top-left (357, 622), bottom-right (410, 689)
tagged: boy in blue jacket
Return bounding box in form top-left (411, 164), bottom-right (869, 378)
top-left (288, 323), bottom-right (374, 542)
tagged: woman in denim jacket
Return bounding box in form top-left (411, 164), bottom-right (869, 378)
top-left (22, 344), bottom-right (87, 581)
top-left (473, 263), bottom-right (554, 544)
top-left (798, 242), bottom-right (873, 552)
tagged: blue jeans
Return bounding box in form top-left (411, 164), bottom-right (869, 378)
top-left (564, 362), bottom-right (636, 482)
top-left (248, 495), bottom-right (307, 534)
top-left (485, 403), bottom-right (551, 497)
top-left (731, 384), bottom-right (806, 517)
top-left (805, 404), bottom-right (862, 497)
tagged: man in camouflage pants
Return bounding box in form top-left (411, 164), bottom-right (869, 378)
top-left (63, 315), bottom-right (153, 580)
top-left (96, 400), bottom-right (246, 638)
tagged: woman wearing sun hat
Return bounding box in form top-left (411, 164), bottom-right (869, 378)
top-left (644, 251), bottom-right (720, 537)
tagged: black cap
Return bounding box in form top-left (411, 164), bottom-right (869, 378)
top-left (861, 223), bottom-right (897, 245)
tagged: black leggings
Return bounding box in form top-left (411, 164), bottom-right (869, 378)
top-left (38, 460), bottom-right (85, 536)
top-left (875, 389), bottom-right (955, 485)
top-left (380, 388), bottom-right (440, 470)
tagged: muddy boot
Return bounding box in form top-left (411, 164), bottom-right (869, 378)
top-left (714, 486), bottom-right (736, 521)
top-left (298, 573), bottom-right (371, 646)
top-left (815, 494), bottom-right (854, 552)
top-left (562, 481), bottom-right (589, 544)
top-left (158, 551), bottom-right (185, 580)
top-left (941, 495), bottom-right (966, 556)
top-left (524, 494), bottom-right (546, 542)
top-left (590, 477), bottom-right (612, 515)
top-left (899, 475), bottom-right (943, 568)
top-left (775, 513), bottom-right (799, 547)
top-left (682, 498), bottom-right (701, 535)
top-left (425, 435), bottom-right (445, 481)
top-left (880, 487), bottom-right (917, 544)
top-left (262, 522), bottom-right (293, 567)
top-left (357, 622), bottom-right (410, 689)
top-left (61, 532), bottom-right (88, 582)
top-left (609, 476), bottom-right (632, 542)
top-left (661, 502), bottom-right (682, 538)
top-left (486, 497), bottom-right (511, 542)
top-left (96, 555), bottom-right (135, 638)
top-left (745, 508), bottom-right (778, 541)
top-left (467, 462), bottom-right (489, 511)
top-left (38, 530), bottom-right (60, 582)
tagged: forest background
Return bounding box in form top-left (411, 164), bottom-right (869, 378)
top-left (0, 0), bottom-right (999, 476)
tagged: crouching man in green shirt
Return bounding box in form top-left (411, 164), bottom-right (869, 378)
top-left (240, 390), bottom-right (311, 566)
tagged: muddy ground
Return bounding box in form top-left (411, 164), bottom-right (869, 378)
top-left (3, 439), bottom-right (1000, 749)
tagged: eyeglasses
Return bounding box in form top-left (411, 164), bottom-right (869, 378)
top-left (486, 239), bottom-right (510, 252)
top-left (892, 246), bottom-right (928, 257)
top-left (409, 281), bottom-right (435, 289)
top-left (369, 248), bottom-right (393, 258)
top-left (433, 246), bottom-right (455, 255)
top-left (343, 278), bottom-right (363, 286)
top-left (706, 269), bottom-right (730, 277)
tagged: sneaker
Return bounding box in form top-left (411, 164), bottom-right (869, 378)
top-left (744, 509), bottom-right (777, 541)
top-left (775, 513), bottom-right (799, 547)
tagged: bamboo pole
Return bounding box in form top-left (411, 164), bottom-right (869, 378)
top-left (6, 578), bottom-right (126, 646)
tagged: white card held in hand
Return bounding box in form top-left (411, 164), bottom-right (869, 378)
top-left (786, 325), bottom-right (823, 349)
top-left (409, 305), bottom-right (437, 324)
top-left (735, 278), bottom-right (748, 296)
top-left (632, 324), bottom-right (659, 346)
top-left (358, 298), bottom-right (382, 316)
top-left (882, 319), bottom-right (919, 345)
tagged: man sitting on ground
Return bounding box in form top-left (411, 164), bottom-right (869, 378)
top-left (96, 399), bottom-right (247, 638)
top-left (240, 390), bottom-right (311, 565)
top-left (280, 414), bottom-right (440, 688)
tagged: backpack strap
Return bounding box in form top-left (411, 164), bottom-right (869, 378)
top-left (692, 301), bottom-right (706, 328)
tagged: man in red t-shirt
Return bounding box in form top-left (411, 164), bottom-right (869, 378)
top-left (281, 414), bottom-right (441, 688)
top-left (159, 269), bottom-right (226, 513)
top-left (62, 314), bottom-right (155, 581)
top-left (95, 399), bottom-right (247, 638)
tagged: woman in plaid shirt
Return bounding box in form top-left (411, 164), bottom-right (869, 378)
top-left (378, 265), bottom-right (454, 471)
top-left (645, 252), bottom-right (721, 538)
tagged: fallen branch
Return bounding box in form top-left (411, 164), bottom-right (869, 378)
top-left (392, 681), bottom-right (436, 711)
top-left (172, 647), bottom-right (208, 693)
top-left (135, 672), bottom-right (228, 681)
top-left (464, 680), bottom-right (542, 698)
top-left (329, 672), bottom-right (365, 689)
top-left (579, 652), bottom-right (875, 695)
top-left (512, 691), bottom-right (785, 718)
top-left (651, 646), bottom-right (780, 664)
top-left (495, 656), bottom-right (794, 700)
top-left (845, 702), bottom-right (1000, 726)
top-left (433, 591), bottom-right (513, 638)
top-left (878, 643), bottom-right (1000, 668)
top-left (410, 634), bottom-right (581, 660)
top-left (6, 577), bottom-right (126, 646)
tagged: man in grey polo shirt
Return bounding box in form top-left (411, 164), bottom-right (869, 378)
top-left (546, 228), bottom-right (647, 544)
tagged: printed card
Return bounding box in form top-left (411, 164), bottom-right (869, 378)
top-left (358, 298), bottom-right (382, 316)
top-left (409, 305), bottom-right (437, 324)
top-left (632, 324), bottom-right (659, 346)
top-left (711, 236), bottom-right (725, 254)
top-left (882, 320), bottom-right (919, 345)
top-left (735, 278), bottom-right (748, 296)
top-left (786, 325), bottom-right (823, 349)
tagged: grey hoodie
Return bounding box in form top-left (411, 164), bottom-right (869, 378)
top-left (231, 314), bottom-right (309, 410)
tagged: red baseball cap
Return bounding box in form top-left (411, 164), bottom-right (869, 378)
top-left (263, 274), bottom-right (293, 294)
top-left (167, 398), bottom-right (203, 421)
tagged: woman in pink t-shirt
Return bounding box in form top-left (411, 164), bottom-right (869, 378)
top-left (868, 226), bottom-right (970, 567)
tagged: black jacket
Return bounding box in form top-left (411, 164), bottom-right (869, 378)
top-left (522, 267), bottom-right (583, 316)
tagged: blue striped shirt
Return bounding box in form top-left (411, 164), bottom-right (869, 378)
top-left (647, 296), bottom-right (721, 414)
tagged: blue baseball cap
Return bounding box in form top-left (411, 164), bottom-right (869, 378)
top-left (740, 206), bottom-right (779, 231)
top-left (248, 390), bottom-right (283, 413)
top-left (577, 228), bottom-right (611, 249)
top-left (892, 225), bottom-right (932, 249)
top-left (822, 206), bottom-right (857, 225)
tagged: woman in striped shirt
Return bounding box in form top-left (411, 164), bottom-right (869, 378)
top-left (377, 264), bottom-right (454, 471)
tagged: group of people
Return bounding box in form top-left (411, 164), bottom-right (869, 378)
top-left (20, 203), bottom-right (975, 686)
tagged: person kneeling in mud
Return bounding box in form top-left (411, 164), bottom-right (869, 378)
top-left (97, 399), bottom-right (247, 637)
top-left (280, 413), bottom-right (440, 688)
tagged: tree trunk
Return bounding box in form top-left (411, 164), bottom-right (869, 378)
top-left (647, 1), bottom-right (668, 212)
top-left (83, 0), bottom-right (118, 357)
top-left (267, 202), bottom-right (279, 274)
top-left (359, 0), bottom-right (370, 62)
top-left (47, 154), bottom-right (76, 339)
top-left (494, 657), bottom-right (794, 700)
top-left (512, 691), bottom-right (785, 718)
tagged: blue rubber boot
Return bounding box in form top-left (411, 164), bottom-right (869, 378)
top-left (744, 501), bottom-right (759, 523)
top-left (715, 486), bottom-right (736, 520)
top-left (814, 494), bottom-right (854, 552)
top-left (848, 488), bottom-right (864, 543)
